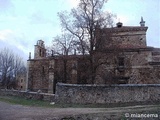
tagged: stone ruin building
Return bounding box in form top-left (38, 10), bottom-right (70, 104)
top-left (94, 18), bottom-right (160, 84)
top-left (26, 40), bottom-right (91, 93)
top-left (26, 18), bottom-right (160, 93)
top-left (16, 74), bottom-right (26, 91)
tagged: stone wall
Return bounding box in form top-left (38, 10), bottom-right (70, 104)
top-left (17, 74), bottom-right (26, 91)
top-left (111, 30), bottom-right (147, 48)
top-left (94, 48), bottom-right (160, 84)
top-left (27, 59), bottom-right (50, 92)
top-left (95, 26), bottom-right (148, 50)
top-left (0, 89), bottom-right (55, 102)
top-left (27, 55), bottom-right (91, 93)
top-left (55, 83), bottom-right (160, 104)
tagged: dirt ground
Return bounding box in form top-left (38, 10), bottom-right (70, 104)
top-left (0, 101), bottom-right (160, 120)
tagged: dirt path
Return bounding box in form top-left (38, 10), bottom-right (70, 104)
top-left (0, 101), bottom-right (159, 120)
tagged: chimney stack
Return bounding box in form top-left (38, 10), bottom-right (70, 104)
top-left (116, 22), bottom-right (123, 28)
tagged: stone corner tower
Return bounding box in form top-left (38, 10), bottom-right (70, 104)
top-left (34, 40), bottom-right (46, 59)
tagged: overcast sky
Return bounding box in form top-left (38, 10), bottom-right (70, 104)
top-left (0, 0), bottom-right (159, 60)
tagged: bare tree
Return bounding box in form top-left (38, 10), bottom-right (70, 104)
top-left (58, 11), bottom-right (88, 55)
top-left (0, 48), bottom-right (14, 88)
top-left (58, 0), bottom-right (116, 54)
top-left (0, 48), bottom-right (26, 88)
top-left (52, 33), bottom-right (75, 55)
top-left (58, 0), bottom-right (116, 83)
top-left (47, 33), bottom-right (77, 83)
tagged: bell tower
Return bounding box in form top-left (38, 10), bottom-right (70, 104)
top-left (34, 40), bottom-right (46, 59)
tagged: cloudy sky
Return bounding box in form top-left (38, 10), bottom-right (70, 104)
top-left (0, 0), bottom-right (159, 60)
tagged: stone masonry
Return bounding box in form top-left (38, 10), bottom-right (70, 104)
top-left (26, 44), bottom-right (91, 93)
top-left (55, 83), bottom-right (160, 104)
top-left (94, 18), bottom-right (160, 84)
top-left (26, 17), bottom-right (160, 93)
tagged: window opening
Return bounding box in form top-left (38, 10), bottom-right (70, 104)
top-left (118, 57), bottom-right (124, 66)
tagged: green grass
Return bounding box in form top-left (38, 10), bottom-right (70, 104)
top-left (0, 95), bottom-right (130, 108)
top-left (0, 95), bottom-right (52, 107)
top-left (0, 96), bottom-right (89, 108)
top-left (0, 95), bottom-right (96, 108)
top-left (0, 96), bottom-right (106, 108)
top-left (1, 95), bottom-right (160, 109)
top-left (0, 95), bottom-right (159, 120)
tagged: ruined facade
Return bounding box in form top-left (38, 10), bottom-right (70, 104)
top-left (94, 18), bottom-right (160, 84)
top-left (16, 74), bottom-right (26, 91)
top-left (26, 40), bottom-right (91, 93)
top-left (26, 18), bottom-right (160, 93)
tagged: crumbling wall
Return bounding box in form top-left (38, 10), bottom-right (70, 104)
top-left (94, 49), bottom-right (160, 84)
top-left (111, 30), bottom-right (147, 48)
top-left (27, 59), bottom-right (49, 92)
top-left (55, 83), bottom-right (160, 104)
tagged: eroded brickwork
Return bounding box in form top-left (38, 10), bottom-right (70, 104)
top-left (27, 20), bottom-right (160, 93)
top-left (27, 54), bottom-right (91, 93)
top-left (94, 22), bottom-right (160, 84)
top-left (17, 74), bottom-right (26, 91)
top-left (55, 83), bottom-right (160, 104)
top-left (94, 48), bottom-right (160, 84)
top-left (27, 59), bottom-right (49, 92)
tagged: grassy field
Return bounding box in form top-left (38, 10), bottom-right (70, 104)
top-left (0, 95), bottom-right (160, 110)
top-left (0, 95), bottom-right (160, 120)
top-left (0, 95), bottom-right (52, 107)
top-left (0, 95), bottom-right (120, 108)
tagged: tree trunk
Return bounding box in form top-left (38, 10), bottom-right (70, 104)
top-left (63, 59), bottom-right (67, 83)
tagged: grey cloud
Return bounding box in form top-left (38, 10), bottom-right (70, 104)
top-left (0, 40), bottom-right (28, 60)
top-left (0, 29), bottom-right (34, 60)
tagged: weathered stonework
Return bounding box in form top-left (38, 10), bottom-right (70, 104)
top-left (27, 41), bottom-right (91, 93)
top-left (94, 21), bottom-right (160, 84)
top-left (26, 18), bottom-right (160, 93)
top-left (27, 59), bottom-right (50, 92)
top-left (17, 74), bottom-right (26, 91)
top-left (55, 83), bottom-right (160, 104)
top-left (34, 40), bottom-right (46, 59)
